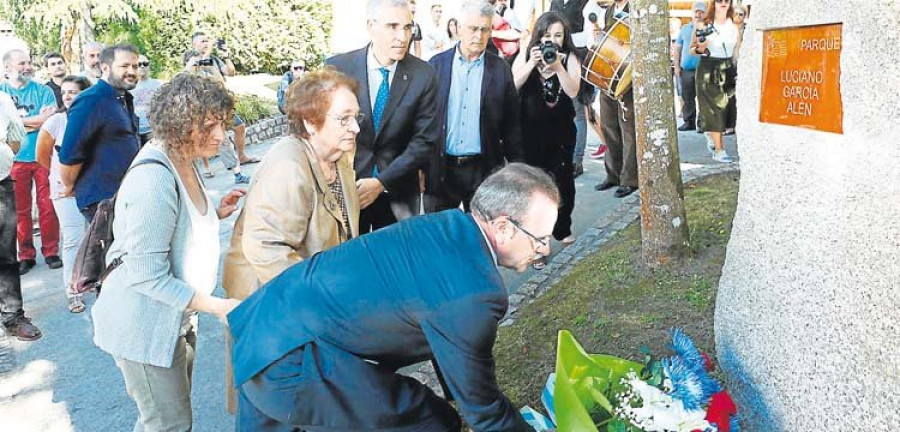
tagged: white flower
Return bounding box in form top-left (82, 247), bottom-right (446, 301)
top-left (617, 377), bottom-right (715, 432)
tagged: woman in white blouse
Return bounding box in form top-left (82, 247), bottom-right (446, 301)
top-left (35, 75), bottom-right (92, 313)
top-left (691, 0), bottom-right (742, 163)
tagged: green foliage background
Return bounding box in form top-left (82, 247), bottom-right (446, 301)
top-left (235, 94), bottom-right (277, 125)
top-left (1, 0), bottom-right (332, 77)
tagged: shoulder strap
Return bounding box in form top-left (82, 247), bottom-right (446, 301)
top-left (123, 158), bottom-right (181, 203)
top-left (99, 158), bottom-right (182, 283)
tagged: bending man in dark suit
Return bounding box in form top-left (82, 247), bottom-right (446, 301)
top-left (326, 0), bottom-right (440, 233)
top-left (426, 0), bottom-right (524, 213)
top-left (230, 163), bottom-right (557, 431)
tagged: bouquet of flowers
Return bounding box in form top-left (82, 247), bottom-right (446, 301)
top-left (525, 329), bottom-right (738, 432)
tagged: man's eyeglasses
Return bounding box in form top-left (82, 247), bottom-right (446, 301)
top-left (715, 0), bottom-right (730, 3)
top-left (327, 112), bottom-right (365, 127)
top-left (138, 62), bottom-right (150, 67)
top-left (292, 65), bottom-right (306, 71)
top-left (508, 218), bottom-right (550, 249)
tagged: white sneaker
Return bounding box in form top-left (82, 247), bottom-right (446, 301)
top-left (705, 134), bottom-right (715, 155)
top-left (712, 149), bottom-right (733, 163)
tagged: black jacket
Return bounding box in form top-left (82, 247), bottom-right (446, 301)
top-left (326, 46), bottom-right (440, 201)
top-left (425, 47), bottom-right (524, 192)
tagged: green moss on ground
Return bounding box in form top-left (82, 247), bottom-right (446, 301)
top-left (494, 173), bottom-right (741, 408)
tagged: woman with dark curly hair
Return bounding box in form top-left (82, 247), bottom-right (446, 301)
top-left (221, 65), bottom-right (361, 412)
top-left (91, 73), bottom-right (245, 431)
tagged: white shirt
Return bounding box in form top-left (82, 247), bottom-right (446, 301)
top-left (0, 92), bottom-right (24, 180)
top-left (568, 0), bottom-right (606, 48)
top-left (497, 5), bottom-right (523, 31)
top-left (41, 112), bottom-right (68, 199)
top-left (706, 19), bottom-right (739, 59)
top-left (164, 152), bottom-right (220, 336)
top-left (422, 22), bottom-right (450, 60)
top-left (366, 47), bottom-right (398, 113)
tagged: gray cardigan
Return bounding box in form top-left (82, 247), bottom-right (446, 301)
top-left (91, 145), bottom-right (203, 368)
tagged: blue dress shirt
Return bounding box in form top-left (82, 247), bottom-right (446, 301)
top-left (59, 79), bottom-right (140, 210)
top-left (445, 46), bottom-right (485, 156)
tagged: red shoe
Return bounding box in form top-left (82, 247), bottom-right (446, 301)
top-left (589, 144), bottom-right (607, 159)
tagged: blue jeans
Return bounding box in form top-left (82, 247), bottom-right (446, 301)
top-left (0, 177), bottom-right (24, 326)
top-left (573, 94), bottom-right (589, 164)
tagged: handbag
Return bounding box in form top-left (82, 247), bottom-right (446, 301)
top-left (71, 158), bottom-right (179, 294)
top-left (723, 59), bottom-right (737, 96)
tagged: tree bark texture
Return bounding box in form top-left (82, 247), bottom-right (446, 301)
top-left (630, 0), bottom-right (691, 267)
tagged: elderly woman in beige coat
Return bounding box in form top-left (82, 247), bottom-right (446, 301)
top-left (222, 66), bottom-right (362, 412)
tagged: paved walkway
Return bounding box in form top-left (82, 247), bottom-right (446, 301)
top-left (0, 126), bottom-right (738, 431)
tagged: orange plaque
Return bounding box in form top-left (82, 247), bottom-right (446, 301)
top-left (760, 23), bottom-right (843, 134)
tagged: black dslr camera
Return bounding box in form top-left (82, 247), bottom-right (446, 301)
top-left (196, 58), bottom-right (215, 67)
top-left (696, 26), bottom-right (715, 43)
top-left (540, 41), bottom-right (558, 64)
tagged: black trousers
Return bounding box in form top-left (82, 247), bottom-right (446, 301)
top-left (359, 194), bottom-right (398, 234)
top-left (434, 158), bottom-right (486, 213)
top-left (237, 343), bottom-right (462, 432)
top-left (680, 68), bottom-right (697, 128)
top-left (0, 177), bottom-right (24, 326)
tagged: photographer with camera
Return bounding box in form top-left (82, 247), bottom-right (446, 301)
top-left (674, 1), bottom-right (707, 132)
top-left (512, 11), bottom-right (581, 268)
top-left (691, 0), bottom-right (742, 163)
top-left (184, 31), bottom-right (235, 78)
top-left (184, 32), bottom-right (257, 183)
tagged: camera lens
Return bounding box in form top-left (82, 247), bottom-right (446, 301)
top-left (540, 42), bottom-right (557, 63)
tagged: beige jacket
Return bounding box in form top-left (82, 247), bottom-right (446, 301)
top-left (223, 135), bottom-right (359, 300)
top-left (222, 135), bottom-right (359, 413)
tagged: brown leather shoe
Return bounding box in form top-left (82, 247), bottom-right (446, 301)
top-left (6, 317), bottom-right (42, 341)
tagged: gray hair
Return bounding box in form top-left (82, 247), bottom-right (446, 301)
top-left (471, 163), bottom-right (560, 221)
top-left (3, 49), bottom-right (26, 67)
top-left (459, 0), bottom-right (494, 19)
top-left (83, 42), bottom-right (103, 52)
top-left (367, 0), bottom-right (411, 20)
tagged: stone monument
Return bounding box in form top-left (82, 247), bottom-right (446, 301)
top-left (714, 1), bottom-right (900, 430)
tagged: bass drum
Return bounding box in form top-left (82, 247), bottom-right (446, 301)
top-left (581, 17), bottom-right (633, 100)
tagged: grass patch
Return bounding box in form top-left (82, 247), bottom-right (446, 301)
top-left (494, 173), bottom-right (741, 408)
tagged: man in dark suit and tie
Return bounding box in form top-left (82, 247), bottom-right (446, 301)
top-left (426, 0), bottom-right (523, 212)
top-left (230, 163), bottom-right (557, 431)
top-left (326, 0), bottom-right (440, 233)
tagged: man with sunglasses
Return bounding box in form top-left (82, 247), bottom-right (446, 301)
top-left (276, 60), bottom-right (306, 115)
top-left (132, 55), bottom-right (161, 146)
top-left (231, 163), bottom-right (554, 431)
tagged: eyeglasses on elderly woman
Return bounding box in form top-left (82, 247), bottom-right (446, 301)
top-left (326, 112), bottom-right (365, 128)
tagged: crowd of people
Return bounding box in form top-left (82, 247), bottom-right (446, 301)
top-left (0, 0), bottom-right (746, 430)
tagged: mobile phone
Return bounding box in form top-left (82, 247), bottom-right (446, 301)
top-left (216, 38), bottom-right (226, 50)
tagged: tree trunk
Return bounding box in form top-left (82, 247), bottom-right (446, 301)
top-left (630, 0), bottom-right (691, 267)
